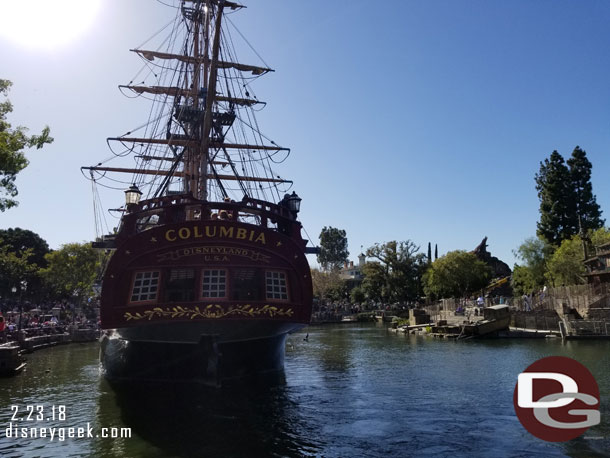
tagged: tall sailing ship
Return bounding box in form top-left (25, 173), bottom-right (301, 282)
top-left (83, 0), bottom-right (315, 384)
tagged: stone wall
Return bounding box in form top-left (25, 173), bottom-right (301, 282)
top-left (409, 309), bottom-right (431, 324)
top-left (585, 308), bottom-right (610, 320)
top-left (545, 284), bottom-right (610, 318)
top-left (565, 319), bottom-right (610, 337)
top-left (511, 310), bottom-right (560, 331)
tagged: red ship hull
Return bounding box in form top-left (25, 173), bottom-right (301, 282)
top-left (99, 198), bottom-right (313, 384)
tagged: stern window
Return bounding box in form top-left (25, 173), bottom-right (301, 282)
top-left (202, 269), bottom-right (227, 299)
top-left (266, 271), bottom-right (289, 301)
top-left (130, 271), bottom-right (160, 302)
top-left (231, 269), bottom-right (263, 301)
top-left (165, 268), bottom-right (195, 302)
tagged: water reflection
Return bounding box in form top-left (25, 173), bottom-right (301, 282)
top-left (1, 327), bottom-right (609, 457)
top-left (94, 376), bottom-right (319, 458)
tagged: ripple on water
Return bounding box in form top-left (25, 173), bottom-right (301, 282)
top-left (1, 327), bottom-right (608, 457)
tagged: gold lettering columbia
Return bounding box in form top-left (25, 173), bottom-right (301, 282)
top-left (164, 225), bottom-right (267, 245)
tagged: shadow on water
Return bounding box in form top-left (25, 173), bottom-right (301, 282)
top-left (3, 328), bottom-right (610, 457)
top-left (95, 373), bottom-right (320, 458)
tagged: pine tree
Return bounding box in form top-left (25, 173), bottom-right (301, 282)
top-left (434, 244), bottom-right (438, 260)
top-left (535, 151), bottom-right (576, 245)
top-left (567, 146), bottom-right (604, 233)
top-left (317, 226), bottom-right (349, 271)
top-left (427, 242), bottom-right (432, 264)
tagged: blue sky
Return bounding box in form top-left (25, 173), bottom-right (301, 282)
top-left (1, 0), bottom-right (610, 268)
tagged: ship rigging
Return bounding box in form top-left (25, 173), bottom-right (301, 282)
top-left (84, 0), bottom-right (315, 384)
top-left (83, 0), bottom-right (295, 225)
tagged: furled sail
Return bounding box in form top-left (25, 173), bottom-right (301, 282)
top-left (130, 49), bottom-right (274, 75)
top-left (84, 0), bottom-right (293, 210)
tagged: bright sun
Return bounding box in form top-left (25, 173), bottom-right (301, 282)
top-left (0, 0), bottom-right (101, 49)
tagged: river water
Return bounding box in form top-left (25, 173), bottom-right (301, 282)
top-left (0, 324), bottom-right (608, 457)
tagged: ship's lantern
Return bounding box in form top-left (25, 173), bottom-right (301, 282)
top-left (125, 184), bottom-right (143, 206)
top-left (286, 191), bottom-right (302, 214)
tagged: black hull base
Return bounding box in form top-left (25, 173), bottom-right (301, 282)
top-left (100, 332), bottom-right (288, 387)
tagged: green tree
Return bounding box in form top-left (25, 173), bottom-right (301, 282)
top-left (423, 250), bottom-right (491, 298)
top-left (0, 79), bottom-right (53, 211)
top-left (547, 227), bottom-right (610, 287)
top-left (0, 228), bottom-right (49, 267)
top-left (0, 227), bottom-right (49, 297)
top-left (512, 265), bottom-right (538, 296)
top-left (0, 228), bottom-right (49, 298)
top-left (590, 227), bottom-right (610, 247)
top-left (0, 247), bottom-right (38, 296)
top-left (350, 285), bottom-right (366, 304)
top-left (535, 151), bottom-right (575, 245)
top-left (317, 226), bottom-right (349, 271)
top-left (361, 261), bottom-right (386, 302)
top-left (567, 146), bottom-right (604, 232)
top-left (427, 242), bottom-right (432, 264)
top-left (40, 243), bottom-right (99, 301)
top-left (311, 268), bottom-right (347, 302)
top-left (535, 147), bottom-right (604, 246)
top-left (546, 236), bottom-right (584, 287)
top-left (511, 237), bottom-right (554, 293)
top-left (364, 240), bottom-right (427, 303)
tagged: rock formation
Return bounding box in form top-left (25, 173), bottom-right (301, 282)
top-left (471, 236), bottom-right (511, 278)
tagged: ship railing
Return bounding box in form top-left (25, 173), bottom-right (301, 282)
top-left (114, 193), bottom-right (304, 246)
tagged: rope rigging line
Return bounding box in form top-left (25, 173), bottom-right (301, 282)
top-left (220, 26), bottom-right (284, 203)
top-left (92, 1), bottom-right (299, 213)
top-left (225, 15), bottom-right (272, 71)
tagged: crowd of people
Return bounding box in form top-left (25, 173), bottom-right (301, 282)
top-left (311, 300), bottom-right (412, 322)
top-left (0, 300), bottom-right (99, 343)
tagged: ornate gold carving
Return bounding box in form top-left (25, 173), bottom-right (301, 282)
top-left (124, 304), bottom-right (293, 321)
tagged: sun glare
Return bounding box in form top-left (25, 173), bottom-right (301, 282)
top-left (0, 0), bottom-right (102, 49)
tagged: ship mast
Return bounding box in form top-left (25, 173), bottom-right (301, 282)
top-left (82, 0), bottom-right (293, 207)
top-left (184, 0), bottom-right (224, 200)
top-left (182, 2), bottom-right (202, 197)
top-left (198, 1), bottom-right (224, 200)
